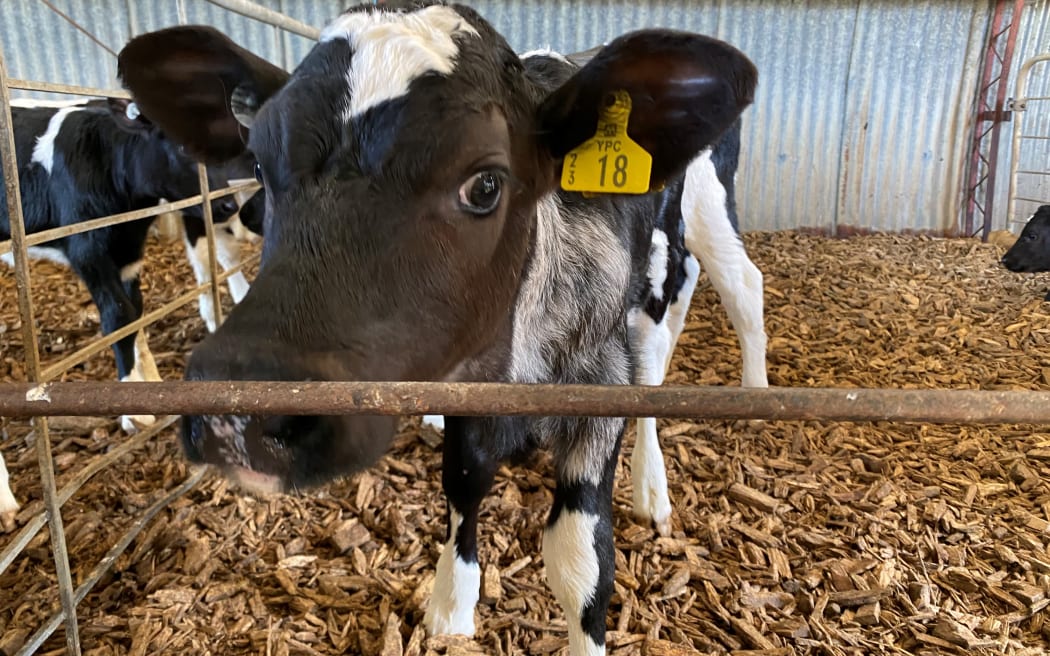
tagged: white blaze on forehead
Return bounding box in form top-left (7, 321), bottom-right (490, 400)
top-left (319, 6), bottom-right (479, 119)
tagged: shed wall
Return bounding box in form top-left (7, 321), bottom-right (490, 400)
top-left (2, 1), bottom-right (1026, 234)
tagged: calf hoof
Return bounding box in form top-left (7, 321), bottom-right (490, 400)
top-left (632, 489), bottom-right (673, 537)
top-left (633, 507), bottom-right (672, 537)
top-left (421, 415), bottom-right (445, 432)
top-left (0, 494), bottom-right (19, 532)
top-left (120, 413), bottom-right (157, 434)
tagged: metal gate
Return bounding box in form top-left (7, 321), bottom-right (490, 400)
top-left (1006, 53), bottom-right (1050, 228)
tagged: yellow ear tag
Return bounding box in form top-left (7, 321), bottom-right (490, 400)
top-left (560, 90), bottom-right (653, 195)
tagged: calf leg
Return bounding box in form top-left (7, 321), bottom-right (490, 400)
top-left (0, 451), bottom-right (17, 531)
top-left (424, 417), bottom-right (498, 636)
top-left (627, 256), bottom-right (701, 537)
top-left (74, 259), bottom-right (156, 433)
top-left (682, 152), bottom-right (768, 388)
top-left (184, 217), bottom-right (251, 332)
top-left (544, 417), bottom-right (623, 656)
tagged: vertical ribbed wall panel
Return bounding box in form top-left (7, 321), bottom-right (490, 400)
top-left (1, 0), bottom-right (1009, 234)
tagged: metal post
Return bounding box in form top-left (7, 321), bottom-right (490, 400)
top-left (962, 0), bottom-right (1024, 239)
top-left (0, 46), bottom-right (82, 655)
top-left (197, 163), bottom-right (224, 329)
top-left (200, 0), bottom-right (320, 39)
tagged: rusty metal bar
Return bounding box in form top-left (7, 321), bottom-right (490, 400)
top-left (8, 78), bottom-right (130, 99)
top-left (0, 181), bottom-right (257, 257)
top-left (14, 466), bottom-right (206, 656)
top-left (37, 253), bottom-right (260, 382)
top-left (200, 0), bottom-right (320, 39)
top-left (0, 416), bottom-right (178, 577)
top-left (0, 48), bottom-right (82, 656)
top-left (197, 163), bottom-right (224, 329)
top-left (8, 382), bottom-right (1050, 425)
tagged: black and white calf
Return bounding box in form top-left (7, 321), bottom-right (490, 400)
top-left (1, 97), bottom-right (246, 396)
top-left (0, 97), bottom-right (243, 526)
top-left (118, 3), bottom-right (757, 653)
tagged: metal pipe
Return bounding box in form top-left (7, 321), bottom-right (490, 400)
top-left (200, 0), bottom-right (320, 39)
top-left (197, 163), bottom-right (224, 329)
top-left (0, 48), bottom-right (82, 656)
top-left (9, 382), bottom-right (1050, 425)
top-left (8, 78), bottom-right (130, 99)
top-left (1006, 53), bottom-right (1050, 226)
top-left (0, 181), bottom-right (258, 257)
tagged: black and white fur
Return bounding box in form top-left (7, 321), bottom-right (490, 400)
top-left (117, 4), bottom-right (760, 653)
top-left (0, 97), bottom-right (247, 527)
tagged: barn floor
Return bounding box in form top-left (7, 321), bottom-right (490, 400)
top-left (1, 228), bottom-right (1049, 656)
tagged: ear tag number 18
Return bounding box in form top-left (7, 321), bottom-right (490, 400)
top-left (560, 90), bottom-right (653, 195)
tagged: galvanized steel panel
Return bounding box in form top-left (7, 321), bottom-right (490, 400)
top-left (1, 0), bottom-right (1015, 234)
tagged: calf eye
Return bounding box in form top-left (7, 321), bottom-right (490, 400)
top-left (253, 161), bottom-right (264, 184)
top-left (458, 171), bottom-right (502, 216)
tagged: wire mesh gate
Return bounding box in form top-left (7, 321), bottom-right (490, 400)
top-left (0, 1), bottom-right (280, 652)
top-left (1006, 53), bottom-right (1050, 229)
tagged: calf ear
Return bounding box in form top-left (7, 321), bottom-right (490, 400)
top-left (537, 30), bottom-right (757, 188)
top-left (106, 98), bottom-right (153, 135)
top-left (117, 25), bottom-right (290, 164)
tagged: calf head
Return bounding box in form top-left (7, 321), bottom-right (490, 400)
top-left (118, 1), bottom-right (756, 493)
top-left (104, 97), bottom-right (240, 222)
top-left (1002, 205), bottom-right (1050, 273)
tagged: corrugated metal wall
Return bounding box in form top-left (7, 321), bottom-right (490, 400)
top-left (2, 0), bottom-right (1030, 235)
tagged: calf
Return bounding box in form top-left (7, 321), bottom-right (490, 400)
top-left (9, 96), bottom-right (263, 334)
top-left (0, 98), bottom-right (241, 528)
top-left (1002, 206), bottom-right (1050, 271)
top-left (118, 4), bottom-right (757, 653)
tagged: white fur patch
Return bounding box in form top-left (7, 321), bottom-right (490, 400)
top-left (646, 229), bottom-right (669, 302)
top-left (119, 332), bottom-right (160, 433)
top-left (1, 246), bottom-right (71, 269)
top-left (424, 510), bottom-right (480, 636)
top-left (120, 259), bottom-right (143, 283)
top-left (681, 153), bottom-right (768, 388)
top-left (31, 107), bottom-right (80, 174)
top-left (0, 451), bottom-right (18, 519)
top-left (519, 47), bottom-right (569, 63)
top-left (543, 509), bottom-right (604, 656)
top-left (320, 5), bottom-right (478, 119)
top-left (627, 308), bottom-right (673, 535)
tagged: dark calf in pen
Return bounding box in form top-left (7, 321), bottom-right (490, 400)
top-left (118, 3), bottom-right (757, 653)
top-left (1002, 205), bottom-right (1050, 272)
top-left (1001, 206), bottom-right (1050, 300)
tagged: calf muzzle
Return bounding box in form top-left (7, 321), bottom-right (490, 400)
top-left (181, 338), bottom-right (398, 493)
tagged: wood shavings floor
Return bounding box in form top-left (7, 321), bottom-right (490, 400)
top-left (1, 229), bottom-right (1048, 655)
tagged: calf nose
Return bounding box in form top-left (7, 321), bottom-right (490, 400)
top-left (219, 198), bottom-right (239, 216)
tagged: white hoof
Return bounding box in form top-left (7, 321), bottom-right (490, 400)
top-left (421, 415), bottom-right (445, 432)
top-left (0, 484), bottom-right (19, 532)
top-left (632, 488), bottom-right (672, 537)
top-left (120, 414), bottom-right (156, 434)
